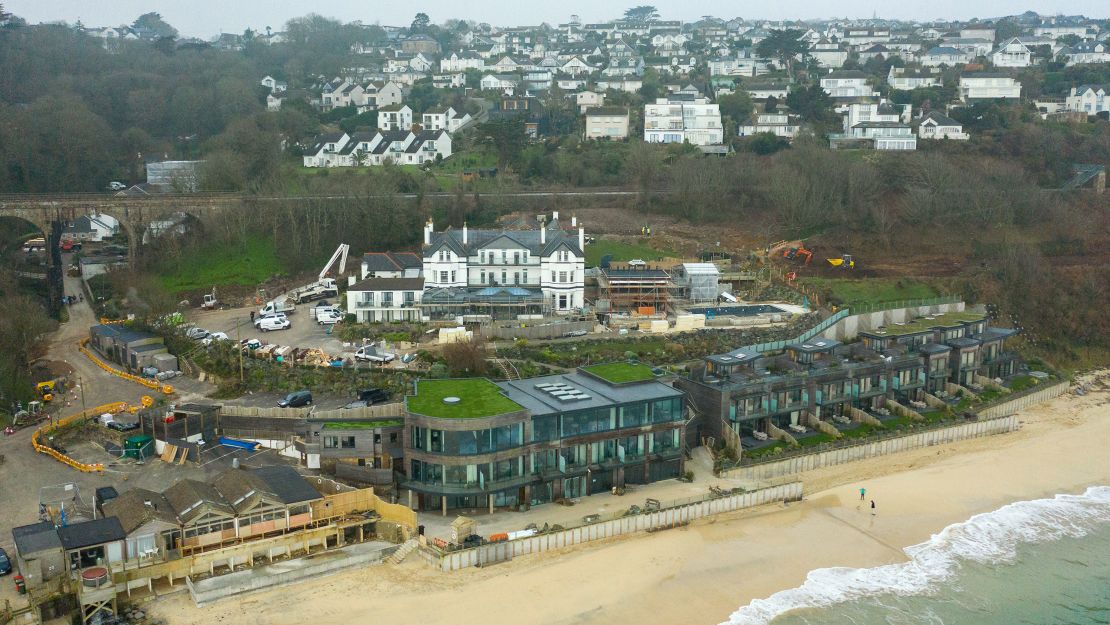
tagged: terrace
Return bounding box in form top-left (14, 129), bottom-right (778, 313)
top-left (865, 311), bottom-right (986, 337)
top-left (580, 362), bottom-right (657, 385)
top-left (406, 379), bottom-right (524, 419)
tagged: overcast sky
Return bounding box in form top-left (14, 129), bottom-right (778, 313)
top-left (7, 0), bottom-right (1107, 38)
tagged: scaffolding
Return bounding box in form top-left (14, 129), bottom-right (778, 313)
top-left (597, 268), bottom-right (674, 314)
top-left (675, 263), bottom-right (720, 302)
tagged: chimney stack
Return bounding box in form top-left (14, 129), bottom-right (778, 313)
top-left (540, 218), bottom-right (546, 245)
top-left (463, 222), bottom-right (468, 245)
top-left (424, 219), bottom-right (433, 245)
top-left (552, 210), bottom-right (559, 222)
top-left (579, 225), bottom-right (585, 251)
top-left (571, 214), bottom-right (577, 227)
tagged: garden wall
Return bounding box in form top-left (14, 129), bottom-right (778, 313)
top-left (976, 381), bottom-right (1069, 420)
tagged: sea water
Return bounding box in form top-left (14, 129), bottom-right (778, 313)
top-left (724, 486), bottom-right (1110, 625)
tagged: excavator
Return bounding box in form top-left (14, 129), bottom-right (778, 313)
top-left (782, 244), bottom-right (815, 265)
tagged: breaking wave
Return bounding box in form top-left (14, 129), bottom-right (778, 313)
top-left (723, 485), bottom-right (1110, 625)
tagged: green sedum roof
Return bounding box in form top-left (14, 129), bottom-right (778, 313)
top-left (581, 362), bottom-right (657, 384)
top-left (866, 311), bottom-right (986, 337)
top-left (407, 379), bottom-right (524, 419)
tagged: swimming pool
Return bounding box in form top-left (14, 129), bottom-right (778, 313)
top-left (687, 304), bottom-right (786, 317)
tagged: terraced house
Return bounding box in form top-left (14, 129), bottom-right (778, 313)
top-left (676, 311), bottom-right (1019, 443)
top-left (401, 364), bottom-right (686, 514)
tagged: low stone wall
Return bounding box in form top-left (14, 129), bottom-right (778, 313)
top-left (976, 381), bottom-right (1069, 420)
top-left (480, 320), bottom-right (594, 340)
top-left (820, 301), bottom-right (966, 342)
top-left (429, 482), bottom-right (803, 572)
top-left (723, 416), bottom-right (1018, 481)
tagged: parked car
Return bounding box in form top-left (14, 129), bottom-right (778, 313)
top-left (316, 310), bottom-right (343, 325)
top-left (107, 420), bottom-right (139, 432)
top-left (202, 332), bottom-right (229, 346)
top-left (107, 181), bottom-right (127, 191)
top-left (254, 312), bottom-right (287, 328)
top-left (0, 547), bottom-right (11, 576)
top-left (357, 388), bottom-right (391, 405)
top-left (258, 316), bottom-right (291, 332)
top-left (185, 326), bottom-right (209, 340)
top-left (278, 390), bottom-right (312, 408)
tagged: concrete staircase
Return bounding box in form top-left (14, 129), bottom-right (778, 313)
top-left (388, 538), bottom-right (419, 565)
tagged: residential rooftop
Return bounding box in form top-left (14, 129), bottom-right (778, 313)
top-left (861, 311), bottom-right (987, 337)
top-left (407, 378), bottom-right (525, 419)
top-left (581, 362), bottom-right (657, 384)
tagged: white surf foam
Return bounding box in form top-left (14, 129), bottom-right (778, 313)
top-left (724, 486), bottom-right (1110, 625)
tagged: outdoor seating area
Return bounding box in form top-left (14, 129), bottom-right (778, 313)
top-left (788, 423), bottom-right (807, 434)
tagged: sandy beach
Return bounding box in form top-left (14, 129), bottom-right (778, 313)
top-left (157, 371), bottom-right (1110, 625)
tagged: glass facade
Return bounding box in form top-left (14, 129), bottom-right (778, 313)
top-left (411, 424), bottom-right (524, 455)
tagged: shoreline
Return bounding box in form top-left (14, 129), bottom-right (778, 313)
top-left (157, 372), bottom-right (1110, 625)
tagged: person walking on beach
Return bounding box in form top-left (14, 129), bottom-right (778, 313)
top-left (859, 487), bottom-right (866, 501)
top-left (870, 500), bottom-right (876, 516)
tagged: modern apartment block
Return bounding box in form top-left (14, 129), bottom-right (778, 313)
top-left (401, 363), bottom-right (686, 513)
top-left (676, 312), bottom-right (1018, 442)
top-left (643, 93), bottom-right (724, 145)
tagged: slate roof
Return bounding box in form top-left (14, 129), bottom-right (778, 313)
top-left (308, 132), bottom-right (347, 155)
top-left (405, 130), bottom-right (448, 153)
top-left (1074, 84), bottom-right (1108, 94)
top-left (424, 222), bottom-right (583, 259)
top-left (585, 106), bottom-right (629, 117)
top-left (251, 465), bottom-right (324, 504)
top-left (362, 251), bottom-right (422, 273)
top-left (163, 479), bottom-right (233, 523)
top-left (101, 489), bottom-right (177, 534)
top-left (57, 517), bottom-right (126, 550)
top-left (12, 522), bottom-right (62, 555)
top-left (918, 111), bottom-right (962, 127)
top-left (824, 69), bottom-right (869, 79)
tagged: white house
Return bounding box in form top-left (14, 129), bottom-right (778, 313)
top-left (960, 27), bottom-right (995, 42)
top-left (1034, 25), bottom-right (1094, 40)
top-left (584, 107), bottom-right (630, 140)
top-left (260, 75), bottom-right (287, 93)
top-left (576, 91), bottom-right (605, 114)
top-left (422, 107), bottom-right (472, 132)
top-left (602, 56), bottom-right (645, 77)
top-left (916, 111), bottom-right (969, 140)
top-left (560, 56), bottom-right (593, 76)
top-left (643, 95), bottom-right (724, 145)
top-left (302, 132), bottom-right (350, 167)
top-left (421, 212), bottom-right (586, 314)
top-left (820, 70), bottom-right (879, 98)
top-left (742, 83), bottom-right (790, 100)
top-left (1061, 41), bottom-right (1110, 66)
top-left (555, 74), bottom-right (589, 91)
top-left (596, 76), bottom-right (643, 92)
top-left (959, 73), bottom-right (1022, 101)
top-left (1065, 84), bottom-right (1109, 114)
top-left (810, 39), bottom-right (850, 69)
top-left (266, 94), bottom-right (283, 111)
top-left (357, 81), bottom-right (404, 113)
top-left (346, 277), bottom-right (425, 323)
top-left (737, 112), bottom-right (802, 139)
top-left (432, 73), bottom-right (466, 89)
top-left (991, 38), bottom-right (1032, 68)
top-left (378, 105), bottom-right (413, 131)
top-left (941, 37), bottom-right (994, 57)
top-left (888, 66), bottom-right (943, 90)
top-left (920, 46), bottom-right (973, 68)
top-left (63, 214), bottom-right (120, 242)
top-left (480, 73), bottom-right (519, 94)
top-left (440, 51), bottom-right (485, 72)
top-left (844, 101), bottom-right (909, 133)
top-left (842, 122), bottom-right (917, 150)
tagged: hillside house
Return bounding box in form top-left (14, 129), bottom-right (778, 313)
top-left (888, 66), bottom-right (942, 90)
top-left (1066, 85), bottom-right (1109, 114)
top-left (584, 107), bottom-right (630, 140)
top-left (820, 70), bottom-right (879, 98)
top-left (920, 46), bottom-right (973, 67)
top-left (991, 38), bottom-right (1032, 68)
top-left (959, 73), bottom-right (1022, 101)
top-left (643, 94), bottom-right (724, 146)
top-left (916, 111), bottom-right (969, 140)
top-left (378, 105), bottom-right (414, 131)
top-left (738, 112), bottom-right (803, 139)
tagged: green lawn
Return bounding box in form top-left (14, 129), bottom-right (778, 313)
top-left (157, 238), bottom-right (283, 294)
top-left (863, 311), bottom-right (987, 337)
top-left (743, 441), bottom-right (787, 460)
top-left (321, 419), bottom-right (403, 429)
top-left (799, 277), bottom-right (941, 308)
top-left (1008, 375), bottom-right (1038, 392)
top-left (408, 378), bottom-right (523, 419)
top-left (582, 362), bottom-right (656, 384)
top-left (585, 238), bottom-right (677, 267)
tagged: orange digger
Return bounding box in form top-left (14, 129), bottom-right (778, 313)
top-left (782, 244), bottom-right (815, 265)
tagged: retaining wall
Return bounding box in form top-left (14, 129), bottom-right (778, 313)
top-left (976, 381), bottom-right (1069, 420)
top-left (724, 416), bottom-right (1018, 481)
top-left (480, 320), bottom-right (594, 341)
top-left (820, 302), bottom-right (967, 342)
top-left (431, 482), bottom-right (802, 572)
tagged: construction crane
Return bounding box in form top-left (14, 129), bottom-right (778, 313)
top-left (283, 244), bottom-right (350, 305)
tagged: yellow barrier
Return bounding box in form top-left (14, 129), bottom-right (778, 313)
top-left (77, 339), bottom-right (175, 395)
top-left (30, 401), bottom-right (130, 473)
